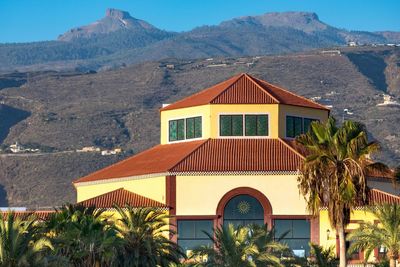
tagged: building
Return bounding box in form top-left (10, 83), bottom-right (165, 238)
top-left (73, 73), bottom-right (398, 262)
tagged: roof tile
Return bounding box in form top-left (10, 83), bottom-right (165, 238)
top-left (77, 188), bottom-right (167, 209)
top-left (160, 73), bottom-right (328, 111)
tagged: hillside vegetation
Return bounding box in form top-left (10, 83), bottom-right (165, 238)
top-left (0, 47), bottom-right (399, 207)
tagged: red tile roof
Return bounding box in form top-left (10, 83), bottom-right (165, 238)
top-left (368, 189), bottom-right (400, 205)
top-left (160, 73), bottom-right (329, 111)
top-left (171, 138), bottom-right (304, 173)
top-left (0, 210), bottom-right (54, 220)
top-left (77, 188), bottom-right (168, 209)
top-left (74, 140), bottom-right (207, 183)
top-left (74, 138), bottom-right (304, 184)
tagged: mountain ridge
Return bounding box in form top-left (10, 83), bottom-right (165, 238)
top-left (0, 9), bottom-right (399, 72)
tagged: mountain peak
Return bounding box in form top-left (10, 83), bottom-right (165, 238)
top-left (105, 8), bottom-right (132, 20)
top-left (58, 8), bottom-right (157, 41)
top-left (221, 11), bottom-right (327, 33)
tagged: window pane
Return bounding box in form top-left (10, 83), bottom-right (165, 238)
top-left (292, 220), bottom-right (310, 238)
top-left (224, 195), bottom-right (264, 220)
top-left (186, 118), bottom-right (194, 139)
top-left (245, 115), bottom-right (257, 136)
top-left (194, 117), bottom-right (202, 138)
top-left (257, 115), bottom-right (268, 136)
top-left (169, 120), bottom-right (177, 141)
top-left (220, 115), bottom-right (232, 136)
top-left (304, 118), bottom-right (318, 134)
top-left (232, 115), bottom-right (243, 136)
top-left (286, 116), bottom-right (294, 138)
top-left (281, 238), bottom-right (310, 257)
top-left (195, 220), bottom-right (213, 239)
top-left (177, 119), bottom-right (185, 140)
top-left (178, 221), bottom-right (195, 239)
top-left (274, 220), bottom-right (293, 238)
top-left (294, 117), bottom-right (303, 137)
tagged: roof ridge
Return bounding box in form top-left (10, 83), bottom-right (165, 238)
top-left (252, 76), bottom-right (329, 110)
top-left (160, 73), bottom-right (243, 111)
top-left (244, 73), bottom-right (281, 103)
top-left (169, 138), bottom-right (211, 171)
top-left (209, 73), bottom-right (245, 103)
top-left (277, 138), bottom-right (305, 160)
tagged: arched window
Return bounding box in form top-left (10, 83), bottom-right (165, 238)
top-left (223, 194), bottom-right (264, 227)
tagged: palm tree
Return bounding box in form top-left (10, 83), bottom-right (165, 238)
top-left (0, 212), bottom-right (53, 267)
top-left (45, 204), bottom-right (121, 266)
top-left (296, 117), bottom-right (390, 267)
top-left (190, 224), bottom-right (286, 267)
top-left (114, 205), bottom-right (185, 267)
top-left (308, 243), bottom-right (338, 267)
top-left (347, 204), bottom-right (400, 267)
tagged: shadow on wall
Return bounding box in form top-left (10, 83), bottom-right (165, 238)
top-left (0, 104), bottom-right (31, 144)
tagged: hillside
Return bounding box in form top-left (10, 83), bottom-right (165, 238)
top-left (0, 47), bottom-right (399, 208)
top-left (0, 10), bottom-right (399, 72)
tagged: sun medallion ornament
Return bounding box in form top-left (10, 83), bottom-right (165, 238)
top-left (237, 200), bottom-right (251, 214)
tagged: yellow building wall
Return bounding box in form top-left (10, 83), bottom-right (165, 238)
top-left (319, 209), bottom-right (378, 261)
top-left (278, 105), bottom-right (329, 138)
top-left (75, 176), bottom-right (166, 204)
top-left (160, 105), bottom-right (211, 144)
top-left (176, 174), bottom-right (308, 216)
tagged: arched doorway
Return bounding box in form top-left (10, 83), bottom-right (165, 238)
top-left (216, 187), bottom-right (273, 226)
top-left (223, 194), bottom-right (264, 227)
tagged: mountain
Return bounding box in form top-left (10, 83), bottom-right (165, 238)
top-left (0, 46), bottom-right (399, 207)
top-left (0, 10), bottom-right (399, 72)
top-left (58, 8), bottom-right (158, 41)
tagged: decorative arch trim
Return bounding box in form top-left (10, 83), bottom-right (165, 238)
top-left (216, 187), bottom-right (273, 227)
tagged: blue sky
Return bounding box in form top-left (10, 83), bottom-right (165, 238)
top-left (0, 0), bottom-right (399, 43)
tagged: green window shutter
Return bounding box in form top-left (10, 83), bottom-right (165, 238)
top-left (232, 115), bottom-right (243, 136)
top-left (245, 115), bottom-right (257, 136)
top-left (177, 119), bottom-right (185, 140)
top-left (169, 120), bottom-right (177, 141)
top-left (286, 116), bottom-right (294, 138)
top-left (186, 117), bottom-right (194, 139)
top-left (257, 115), bottom-right (268, 136)
top-left (194, 117), bottom-right (202, 138)
top-left (220, 115), bottom-right (232, 136)
top-left (294, 117), bottom-right (302, 137)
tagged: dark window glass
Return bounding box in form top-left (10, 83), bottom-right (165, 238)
top-left (223, 194), bottom-right (264, 227)
top-left (169, 120), bottom-right (178, 141)
top-left (232, 115), bottom-right (243, 136)
top-left (303, 118), bottom-right (319, 133)
top-left (274, 219), bottom-right (311, 257)
top-left (220, 115), bottom-right (232, 136)
top-left (257, 115), bottom-right (268, 136)
top-left (245, 115), bottom-right (268, 136)
top-left (245, 115), bottom-right (257, 136)
top-left (294, 117), bottom-right (302, 136)
top-left (186, 117), bottom-right (195, 139)
top-left (220, 115), bottom-right (243, 136)
top-left (177, 119), bottom-right (185, 140)
top-left (194, 117), bottom-right (202, 138)
top-left (177, 220), bottom-right (213, 253)
top-left (286, 116), bottom-right (303, 138)
top-left (286, 116), bottom-right (294, 138)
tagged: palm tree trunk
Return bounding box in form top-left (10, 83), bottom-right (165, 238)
top-left (389, 258), bottom-right (396, 267)
top-left (337, 224), bottom-right (347, 267)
